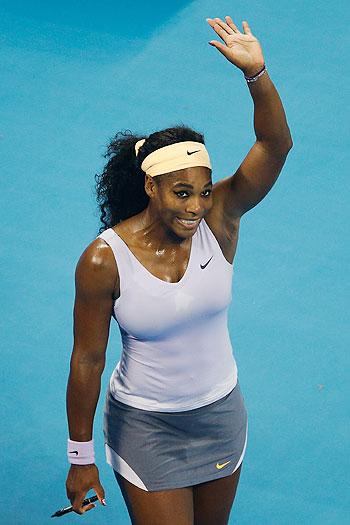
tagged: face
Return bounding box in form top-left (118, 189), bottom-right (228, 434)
top-left (145, 166), bottom-right (213, 238)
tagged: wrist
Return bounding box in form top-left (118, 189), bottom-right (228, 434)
top-left (244, 63), bottom-right (267, 84)
top-left (67, 438), bottom-right (95, 465)
top-left (70, 463), bottom-right (96, 468)
top-left (243, 62), bottom-right (265, 78)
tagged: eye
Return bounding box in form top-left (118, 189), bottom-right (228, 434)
top-left (174, 189), bottom-right (212, 198)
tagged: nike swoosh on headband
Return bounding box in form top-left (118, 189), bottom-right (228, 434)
top-left (200, 256), bottom-right (213, 269)
top-left (69, 451), bottom-right (79, 455)
top-left (187, 150), bottom-right (200, 155)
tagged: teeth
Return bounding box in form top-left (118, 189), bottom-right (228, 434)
top-left (178, 218), bottom-right (198, 224)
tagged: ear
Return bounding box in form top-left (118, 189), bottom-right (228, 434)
top-left (144, 175), bottom-right (158, 199)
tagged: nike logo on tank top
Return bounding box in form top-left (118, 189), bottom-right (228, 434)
top-left (97, 218), bottom-right (238, 411)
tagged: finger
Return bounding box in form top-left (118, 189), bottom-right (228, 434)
top-left (211, 21), bottom-right (232, 44)
top-left (208, 40), bottom-right (230, 57)
top-left (82, 503), bottom-right (96, 513)
top-left (224, 15), bottom-right (241, 33)
top-left (94, 484), bottom-right (107, 506)
top-left (72, 494), bottom-right (88, 515)
top-left (207, 17), bottom-right (233, 43)
top-left (213, 17), bottom-right (235, 35)
top-left (242, 20), bottom-right (252, 35)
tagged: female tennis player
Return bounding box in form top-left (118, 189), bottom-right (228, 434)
top-left (65, 15), bottom-right (292, 524)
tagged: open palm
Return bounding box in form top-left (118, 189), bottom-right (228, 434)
top-left (207, 16), bottom-right (265, 75)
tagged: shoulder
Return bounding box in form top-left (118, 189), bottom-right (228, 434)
top-left (75, 237), bottom-right (118, 297)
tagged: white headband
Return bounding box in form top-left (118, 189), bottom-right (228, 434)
top-left (134, 140), bottom-right (211, 177)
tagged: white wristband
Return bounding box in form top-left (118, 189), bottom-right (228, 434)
top-left (67, 438), bottom-right (95, 465)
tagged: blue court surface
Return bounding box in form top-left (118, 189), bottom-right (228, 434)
top-left (1, 1), bottom-right (349, 523)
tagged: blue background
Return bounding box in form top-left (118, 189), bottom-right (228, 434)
top-left (1, 0), bottom-right (349, 523)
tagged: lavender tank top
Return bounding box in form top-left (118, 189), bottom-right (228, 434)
top-left (97, 218), bottom-right (238, 411)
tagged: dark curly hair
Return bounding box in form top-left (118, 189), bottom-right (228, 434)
top-left (95, 124), bottom-right (205, 234)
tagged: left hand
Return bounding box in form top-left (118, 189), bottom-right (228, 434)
top-left (207, 17), bottom-right (265, 77)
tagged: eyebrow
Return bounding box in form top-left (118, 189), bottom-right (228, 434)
top-left (173, 180), bottom-right (213, 189)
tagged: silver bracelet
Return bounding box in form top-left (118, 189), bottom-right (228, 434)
top-left (244, 64), bottom-right (267, 83)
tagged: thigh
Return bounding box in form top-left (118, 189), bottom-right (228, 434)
top-left (193, 463), bottom-right (243, 525)
top-left (115, 471), bottom-right (194, 525)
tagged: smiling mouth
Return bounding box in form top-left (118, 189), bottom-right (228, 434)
top-left (176, 217), bottom-right (200, 227)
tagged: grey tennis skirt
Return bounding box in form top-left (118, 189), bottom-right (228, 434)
top-left (103, 380), bottom-right (248, 492)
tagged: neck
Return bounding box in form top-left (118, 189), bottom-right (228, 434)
top-left (136, 207), bottom-right (191, 251)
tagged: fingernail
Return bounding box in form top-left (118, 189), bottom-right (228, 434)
top-left (102, 498), bottom-right (107, 506)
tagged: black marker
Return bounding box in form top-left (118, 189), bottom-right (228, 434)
top-left (51, 495), bottom-right (99, 517)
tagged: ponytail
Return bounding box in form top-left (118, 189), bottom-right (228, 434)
top-left (95, 130), bottom-right (148, 233)
top-left (95, 124), bottom-right (205, 233)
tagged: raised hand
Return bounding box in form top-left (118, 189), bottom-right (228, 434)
top-left (206, 16), bottom-right (265, 77)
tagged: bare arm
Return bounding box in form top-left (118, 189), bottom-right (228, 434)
top-left (206, 17), bottom-right (293, 220)
top-left (66, 238), bottom-right (118, 441)
top-left (213, 70), bottom-right (293, 220)
top-left (65, 238), bottom-right (118, 514)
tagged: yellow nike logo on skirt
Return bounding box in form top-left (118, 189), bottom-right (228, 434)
top-left (216, 460), bottom-right (232, 470)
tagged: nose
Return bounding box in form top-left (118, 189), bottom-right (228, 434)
top-left (185, 196), bottom-right (202, 216)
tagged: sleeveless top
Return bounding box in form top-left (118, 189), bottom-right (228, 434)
top-left (97, 218), bottom-right (238, 412)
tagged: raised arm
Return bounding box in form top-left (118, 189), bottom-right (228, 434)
top-left (207, 17), bottom-right (293, 219)
top-left (65, 238), bottom-right (118, 514)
